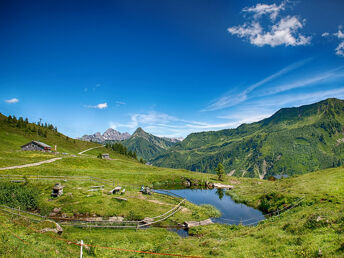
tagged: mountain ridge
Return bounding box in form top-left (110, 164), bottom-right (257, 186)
top-left (79, 128), bottom-right (131, 142)
top-left (122, 127), bottom-right (180, 160)
top-left (152, 98), bottom-right (344, 178)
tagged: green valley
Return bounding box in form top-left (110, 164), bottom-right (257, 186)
top-left (0, 101), bottom-right (343, 257)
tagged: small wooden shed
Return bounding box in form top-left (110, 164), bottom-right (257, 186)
top-left (21, 141), bottom-right (51, 152)
top-left (102, 153), bottom-right (110, 159)
top-left (51, 183), bottom-right (64, 197)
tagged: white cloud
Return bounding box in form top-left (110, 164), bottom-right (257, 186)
top-left (334, 27), bottom-right (344, 57)
top-left (260, 66), bottom-right (344, 96)
top-left (87, 102), bottom-right (108, 109)
top-left (323, 26), bottom-right (344, 57)
top-left (243, 1), bottom-right (286, 21)
top-left (321, 32), bottom-right (330, 37)
top-left (334, 27), bottom-right (344, 39)
top-left (251, 87), bottom-right (344, 108)
top-left (110, 110), bottom-right (267, 138)
top-left (228, 2), bottom-right (311, 47)
top-left (336, 42), bottom-right (344, 57)
top-left (115, 101), bottom-right (126, 106)
top-left (5, 98), bottom-right (19, 104)
top-left (203, 58), bottom-right (311, 111)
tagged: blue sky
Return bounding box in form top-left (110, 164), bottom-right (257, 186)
top-left (1, 0), bottom-right (344, 138)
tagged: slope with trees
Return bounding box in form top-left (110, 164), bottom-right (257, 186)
top-left (152, 98), bottom-right (344, 178)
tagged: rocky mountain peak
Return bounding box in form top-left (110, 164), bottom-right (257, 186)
top-left (79, 128), bottom-right (131, 143)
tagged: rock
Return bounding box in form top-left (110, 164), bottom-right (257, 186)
top-left (213, 183), bottom-right (234, 189)
top-left (143, 217), bottom-right (154, 224)
top-left (40, 220), bottom-right (63, 235)
top-left (53, 208), bottom-right (61, 213)
top-left (108, 216), bottom-right (124, 222)
top-left (49, 212), bottom-right (57, 217)
top-left (183, 180), bottom-right (191, 187)
top-left (184, 219), bottom-right (213, 228)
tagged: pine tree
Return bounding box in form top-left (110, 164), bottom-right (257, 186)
top-left (216, 162), bottom-right (225, 181)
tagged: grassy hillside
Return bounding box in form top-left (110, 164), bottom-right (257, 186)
top-left (153, 98), bottom-right (344, 178)
top-left (0, 151), bottom-right (342, 257)
top-left (0, 113), bottom-right (100, 166)
top-left (122, 127), bottom-right (177, 161)
top-left (0, 110), bottom-right (342, 257)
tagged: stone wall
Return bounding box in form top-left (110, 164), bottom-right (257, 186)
top-left (21, 143), bottom-right (44, 151)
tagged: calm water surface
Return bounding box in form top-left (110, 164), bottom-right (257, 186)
top-left (158, 188), bottom-right (265, 226)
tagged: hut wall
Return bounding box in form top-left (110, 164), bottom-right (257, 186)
top-left (21, 143), bottom-right (44, 151)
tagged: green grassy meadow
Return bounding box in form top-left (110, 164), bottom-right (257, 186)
top-left (0, 114), bottom-right (343, 257)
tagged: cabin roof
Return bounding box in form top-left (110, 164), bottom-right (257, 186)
top-left (21, 140), bottom-right (51, 148)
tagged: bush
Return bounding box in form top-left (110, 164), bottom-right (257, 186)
top-left (0, 182), bottom-right (40, 210)
top-left (258, 192), bottom-right (295, 213)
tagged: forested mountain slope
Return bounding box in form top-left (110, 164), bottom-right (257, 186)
top-left (122, 127), bottom-right (178, 160)
top-left (152, 98), bottom-right (344, 178)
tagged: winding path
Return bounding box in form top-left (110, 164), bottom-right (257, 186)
top-left (0, 145), bottom-right (104, 171)
top-left (0, 157), bottom-right (63, 171)
top-left (78, 145), bottom-right (104, 155)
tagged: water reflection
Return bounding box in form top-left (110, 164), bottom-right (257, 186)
top-left (159, 188), bottom-right (265, 226)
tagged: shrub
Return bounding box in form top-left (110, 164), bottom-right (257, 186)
top-left (0, 182), bottom-right (39, 210)
top-left (258, 192), bottom-right (295, 213)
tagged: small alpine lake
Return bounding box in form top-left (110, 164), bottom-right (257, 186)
top-left (156, 188), bottom-right (265, 237)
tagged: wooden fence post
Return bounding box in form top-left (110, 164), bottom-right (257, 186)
top-left (80, 240), bottom-right (83, 258)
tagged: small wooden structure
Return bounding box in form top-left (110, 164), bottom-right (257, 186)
top-left (108, 186), bottom-right (121, 194)
top-left (21, 140), bottom-right (51, 152)
top-left (140, 186), bottom-right (152, 195)
top-left (51, 183), bottom-right (64, 197)
top-left (113, 197), bottom-right (127, 202)
top-left (101, 153), bottom-right (110, 159)
top-left (88, 185), bottom-right (104, 192)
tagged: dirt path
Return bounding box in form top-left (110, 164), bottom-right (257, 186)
top-left (0, 157), bottom-right (63, 171)
top-left (0, 146), bottom-right (103, 171)
top-left (78, 145), bottom-right (104, 155)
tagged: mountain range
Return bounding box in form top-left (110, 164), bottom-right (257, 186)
top-left (152, 98), bottom-right (344, 178)
top-left (80, 127), bottom-right (183, 160)
top-left (79, 128), bottom-right (131, 142)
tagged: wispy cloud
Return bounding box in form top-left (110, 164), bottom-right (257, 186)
top-left (259, 66), bottom-right (344, 96)
top-left (243, 1), bottom-right (286, 21)
top-left (5, 98), bottom-right (19, 104)
top-left (110, 110), bottom-right (274, 138)
top-left (203, 58), bottom-right (311, 111)
top-left (322, 26), bottom-right (344, 57)
top-left (228, 1), bottom-right (311, 47)
top-left (87, 102), bottom-right (108, 109)
top-left (336, 42), bottom-right (344, 57)
top-left (251, 87), bottom-right (344, 108)
top-left (115, 101), bottom-right (126, 106)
